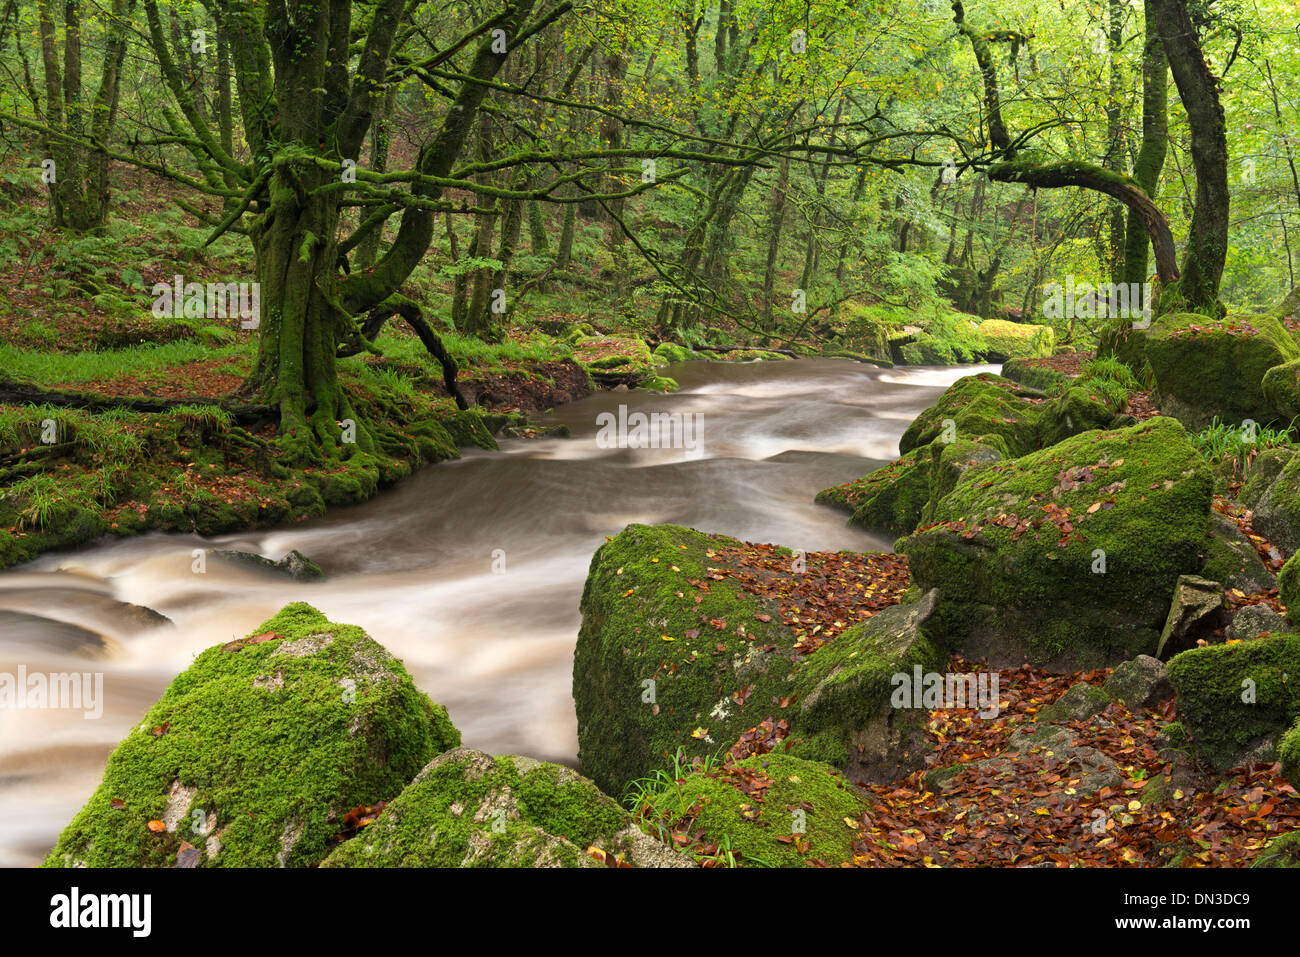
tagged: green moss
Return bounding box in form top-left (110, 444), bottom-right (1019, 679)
top-left (902, 417), bottom-right (1213, 670)
top-left (1280, 717), bottom-right (1300, 790)
top-left (1252, 831), bottom-right (1300, 868)
top-left (44, 603), bottom-right (460, 867)
top-left (653, 343), bottom-right (703, 363)
top-left (1279, 552), bottom-right (1300, 625)
top-left (1166, 633), bottom-right (1300, 770)
top-left (322, 749), bottom-right (676, 868)
top-left (976, 319), bottom-right (1055, 360)
top-left (573, 524), bottom-right (800, 798)
top-left (1137, 312), bottom-right (1300, 428)
top-left (1001, 357), bottom-right (1071, 393)
top-left (435, 410), bottom-right (499, 451)
top-left (646, 753), bottom-right (872, 867)
top-left (900, 373), bottom-right (1044, 456)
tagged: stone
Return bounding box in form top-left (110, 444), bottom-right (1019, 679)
top-left (1155, 575), bottom-right (1226, 658)
top-left (1103, 655), bottom-right (1174, 710)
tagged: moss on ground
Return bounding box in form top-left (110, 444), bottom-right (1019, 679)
top-left (976, 319), bottom-right (1055, 360)
top-left (44, 603), bottom-right (460, 867)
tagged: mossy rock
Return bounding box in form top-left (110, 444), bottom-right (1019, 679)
top-left (1038, 385), bottom-right (1120, 448)
top-left (1039, 682), bottom-right (1111, 723)
top-left (642, 375), bottom-right (680, 392)
top-left (1263, 357), bottom-right (1300, 424)
top-left (1202, 513), bottom-right (1276, 594)
top-left (1281, 717), bottom-right (1300, 791)
top-left (1280, 551), bottom-right (1300, 626)
top-left (210, 548), bottom-right (326, 582)
top-left (1001, 357), bottom-right (1072, 393)
top-left (653, 343), bottom-right (703, 363)
top-left (1166, 633), bottom-right (1300, 771)
top-left (44, 603), bottom-right (459, 867)
top-left (1252, 830), bottom-right (1300, 868)
top-left (899, 373), bottom-right (1044, 457)
top-left (976, 319), bottom-right (1055, 360)
top-left (437, 410), bottom-right (500, 451)
top-left (815, 450), bottom-right (925, 516)
top-left (901, 417), bottom-right (1214, 671)
top-left (573, 524), bottom-right (801, 798)
top-left (572, 335), bottom-right (655, 381)
top-left (322, 748), bottom-right (691, 868)
top-left (657, 753), bottom-right (873, 867)
top-left (845, 451), bottom-right (935, 536)
top-left (1239, 447), bottom-right (1300, 555)
top-left (1137, 312), bottom-right (1300, 429)
top-left (787, 590), bottom-right (946, 782)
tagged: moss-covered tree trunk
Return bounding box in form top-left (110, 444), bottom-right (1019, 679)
top-left (1149, 0), bottom-right (1229, 313)
top-left (1123, 0), bottom-right (1168, 286)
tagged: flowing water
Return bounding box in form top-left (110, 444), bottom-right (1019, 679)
top-left (0, 358), bottom-right (995, 866)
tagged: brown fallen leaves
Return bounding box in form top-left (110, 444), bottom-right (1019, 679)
top-left (705, 542), bottom-right (910, 655)
top-left (848, 660), bottom-right (1300, 868)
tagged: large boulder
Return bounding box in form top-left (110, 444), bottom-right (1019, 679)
top-left (899, 373), bottom-right (1042, 456)
top-left (44, 603), bottom-right (460, 867)
top-left (976, 318), bottom-right (1055, 360)
top-left (322, 747), bottom-right (691, 868)
top-left (574, 524), bottom-right (802, 798)
top-left (1201, 513), bottom-right (1275, 594)
top-left (1239, 447), bottom-right (1300, 555)
top-left (575, 524), bottom-right (951, 795)
top-left (787, 590), bottom-right (947, 782)
top-left (901, 417), bottom-right (1214, 671)
top-left (635, 752), bottom-right (873, 867)
top-left (1281, 552), bottom-right (1300, 626)
top-left (1108, 312), bottom-right (1300, 428)
top-left (815, 448), bottom-right (935, 536)
top-left (1166, 633), bottom-right (1300, 771)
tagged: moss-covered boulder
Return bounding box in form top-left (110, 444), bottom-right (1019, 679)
top-left (814, 449), bottom-right (941, 537)
top-left (1263, 357), bottom-right (1300, 424)
top-left (44, 603), bottom-right (459, 868)
top-left (787, 590), bottom-right (946, 782)
top-left (1166, 633), bottom-right (1300, 770)
top-left (1130, 312), bottom-right (1300, 428)
top-left (653, 342), bottom-right (703, 364)
top-left (1281, 718), bottom-right (1300, 791)
top-left (574, 524), bottom-right (801, 798)
top-left (1280, 552), bottom-right (1300, 626)
top-left (642, 753), bottom-right (873, 867)
top-left (1202, 513), bottom-right (1276, 594)
top-left (322, 747), bottom-right (691, 868)
top-left (976, 319), bottom-right (1055, 360)
top-left (572, 335), bottom-right (656, 384)
top-left (1038, 385), bottom-right (1119, 448)
top-left (899, 373), bottom-right (1043, 456)
top-left (1001, 357), bottom-right (1073, 393)
top-left (437, 409), bottom-right (500, 451)
top-left (901, 417), bottom-right (1214, 670)
top-left (1240, 447), bottom-right (1300, 555)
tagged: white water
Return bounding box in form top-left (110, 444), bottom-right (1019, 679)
top-left (0, 358), bottom-right (993, 866)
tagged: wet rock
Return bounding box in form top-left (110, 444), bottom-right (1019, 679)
top-left (211, 548), bottom-right (326, 582)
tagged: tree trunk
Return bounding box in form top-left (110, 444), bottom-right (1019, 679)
top-left (1149, 0), bottom-right (1229, 313)
top-left (1123, 0), bottom-right (1168, 285)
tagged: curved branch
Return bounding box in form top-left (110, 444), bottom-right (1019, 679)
top-left (987, 160), bottom-right (1180, 285)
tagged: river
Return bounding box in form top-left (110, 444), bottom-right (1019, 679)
top-left (0, 358), bottom-right (994, 866)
